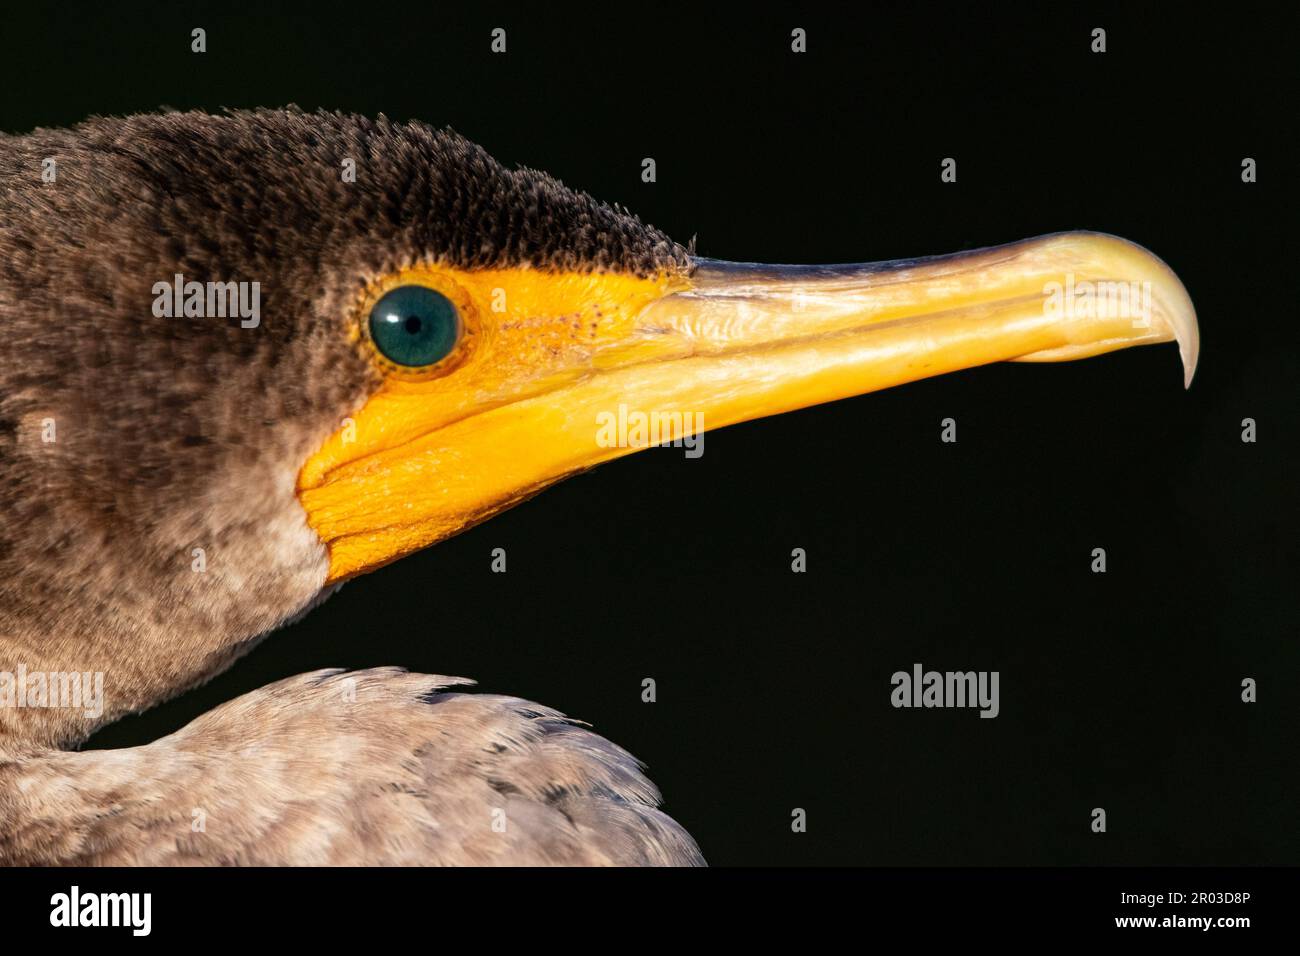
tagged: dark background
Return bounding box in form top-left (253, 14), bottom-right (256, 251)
top-left (2, 2), bottom-right (1294, 866)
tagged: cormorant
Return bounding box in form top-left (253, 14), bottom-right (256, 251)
top-left (0, 109), bottom-right (1197, 865)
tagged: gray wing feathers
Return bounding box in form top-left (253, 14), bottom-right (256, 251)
top-left (0, 668), bottom-right (704, 866)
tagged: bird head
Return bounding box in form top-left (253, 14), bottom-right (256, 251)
top-left (0, 108), bottom-right (1196, 746)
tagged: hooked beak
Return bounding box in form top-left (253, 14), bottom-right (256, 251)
top-left (300, 230), bottom-right (1197, 582)
top-left (642, 231), bottom-right (1197, 409)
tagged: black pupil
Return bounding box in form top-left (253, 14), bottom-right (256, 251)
top-left (404, 315), bottom-right (422, 334)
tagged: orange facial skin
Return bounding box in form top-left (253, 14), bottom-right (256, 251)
top-left (299, 233), bottom-right (1197, 583)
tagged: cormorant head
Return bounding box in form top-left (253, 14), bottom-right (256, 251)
top-left (0, 108), bottom-right (1196, 746)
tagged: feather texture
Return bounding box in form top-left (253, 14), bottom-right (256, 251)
top-left (0, 668), bottom-right (703, 865)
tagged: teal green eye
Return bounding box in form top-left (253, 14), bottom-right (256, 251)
top-left (368, 285), bottom-right (461, 367)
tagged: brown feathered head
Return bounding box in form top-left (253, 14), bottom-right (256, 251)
top-left (0, 108), bottom-right (1195, 747)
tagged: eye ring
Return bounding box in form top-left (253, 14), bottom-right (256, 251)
top-left (360, 272), bottom-right (477, 378)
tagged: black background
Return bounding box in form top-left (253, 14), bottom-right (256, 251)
top-left (2, 2), bottom-right (1294, 867)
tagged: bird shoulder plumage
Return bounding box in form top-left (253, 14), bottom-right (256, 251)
top-left (0, 668), bottom-right (703, 865)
